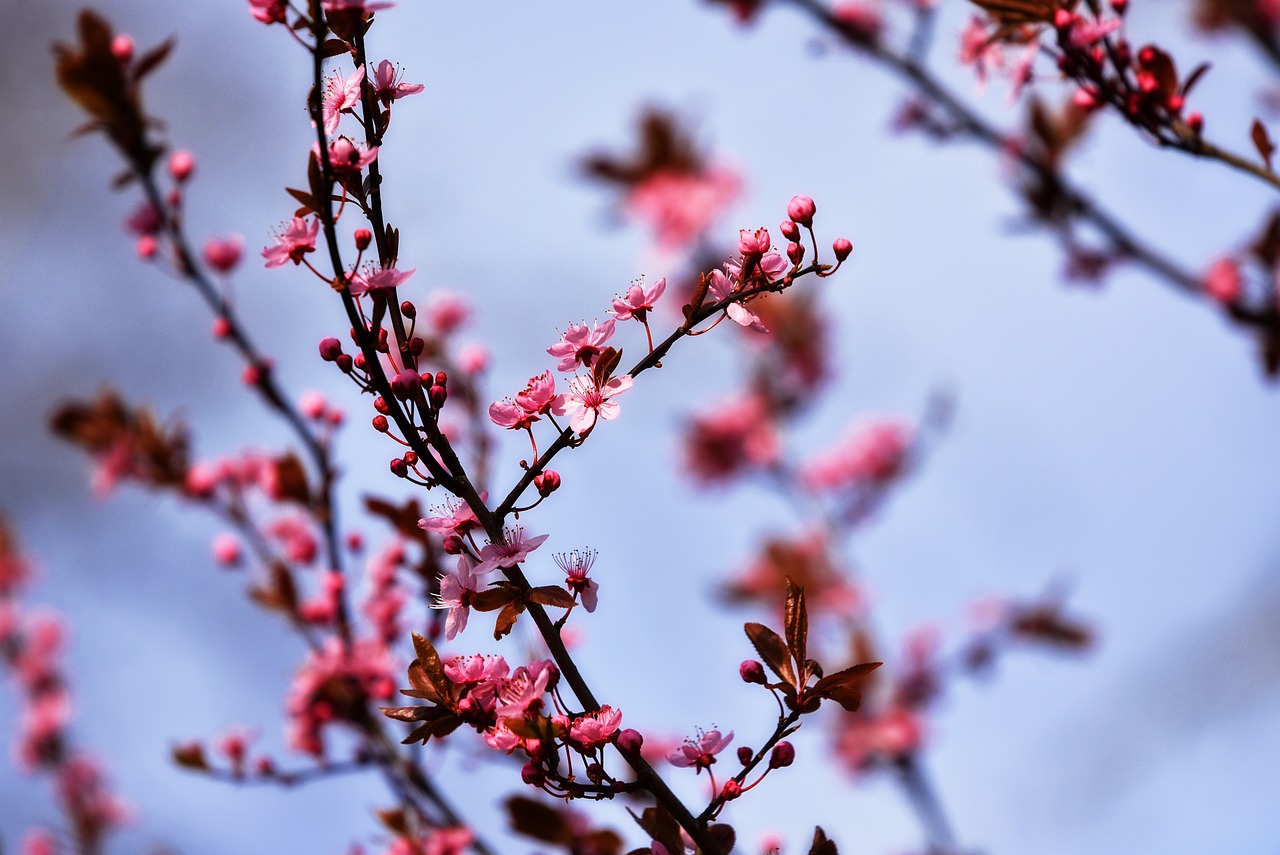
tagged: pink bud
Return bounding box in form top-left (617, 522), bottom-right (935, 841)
top-left (1187, 112), bottom-right (1204, 135)
top-left (786, 195), bottom-right (816, 227)
top-left (299, 391), bottom-right (327, 419)
top-left (212, 317), bottom-right (232, 339)
top-left (534, 470), bottom-right (562, 497)
top-left (1053, 8), bottom-right (1073, 29)
top-left (335, 353), bottom-right (354, 373)
top-left (769, 741), bottom-right (795, 768)
top-left (168, 149), bottom-right (196, 183)
top-left (780, 220), bottom-right (801, 242)
top-left (242, 364), bottom-right (263, 386)
top-left (428, 384), bottom-right (447, 408)
top-left (787, 241), bottom-right (804, 266)
top-left (1167, 94), bottom-right (1184, 114)
top-left (403, 451), bottom-right (418, 466)
top-left (346, 532), bottom-right (364, 551)
top-left (521, 763), bottom-right (544, 786)
top-left (212, 533), bottom-right (242, 567)
top-left (434, 371), bottom-right (448, 387)
top-left (1073, 87), bottom-right (1099, 110)
top-left (616, 728), bottom-right (644, 754)
top-left (442, 534), bottom-right (463, 554)
top-left (202, 235), bottom-right (244, 273)
top-left (353, 352), bottom-right (368, 371)
top-left (110, 34), bottom-right (134, 63)
top-left (459, 343), bottom-right (489, 374)
top-left (721, 779), bottom-right (743, 800)
top-left (400, 300), bottom-right (417, 319)
top-left (1111, 0), bottom-right (1127, 13)
top-left (737, 746), bottom-right (753, 765)
top-left (390, 369), bottom-right (422, 400)
top-left (390, 458), bottom-right (408, 477)
top-left (354, 228), bottom-right (372, 251)
top-left (136, 234), bottom-right (158, 259)
top-left (372, 415), bottom-right (390, 432)
top-left (318, 337), bottom-right (343, 361)
top-left (740, 659), bottom-right (766, 684)
top-left (833, 237), bottom-right (853, 262)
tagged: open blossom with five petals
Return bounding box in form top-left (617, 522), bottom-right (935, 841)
top-left (348, 264), bottom-right (416, 296)
top-left (547, 319), bottom-right (617, 372)
top-left (418, 496), bottom-right (484, 537)
top-left (552, 374), bottom-right (633, 434)
top-left (372, 60), bottom-right (425, 105)
top-left (707, 270), bottom-right (768, 333)
top-left (474, 527), bottom-right (550, 574)
top-left (314, 137), bottom-right (378, 177)
top-left (432, 557), bottom-right (482, 641)
top-left (611, 277), bottom-right (666, 322)
top-left (322, 67), bottom-right (365, 135)
top-left (668, 728), bottom-right (734, 771)
top-left (495, 660), bottom-right (558, 718)
top-left (570, 705), bottom-right (623, 748)
top-left (262, 217), bottom-right (319, 268)
top-left (725, 251), bottom-right (789, 283)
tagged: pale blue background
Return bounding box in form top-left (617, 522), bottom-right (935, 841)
top-left (2, 1), bottom-right (1279, 853)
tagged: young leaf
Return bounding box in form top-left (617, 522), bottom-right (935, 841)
top-left (409, 633), bottom-right (451, 702)
top-left (529, 585), bottom-right (577, 609)
top-left (784, 578), bottom-right (808, 674)
top-left (807, 827), bottom-right (838, 855)
top-left (744, 622), bottom-right (796, 687)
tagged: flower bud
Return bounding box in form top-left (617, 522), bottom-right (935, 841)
top-left (737, 746), bottom-right (753, 765)
top-left (768, 741), bottom-right (795, 768)
top-left (786, 195), bottom-right (816, 227)
top-left (1187, 112), bottom-right (1204, 135)
top-left (428, 384), bottom-right (447, 408)
top-left (372, 415), bottom-right (389, 432)
top-left (780, 220), bottom-right (801, 242)
top-left (373, 396), bottom-right (391, 415)
top-left (242, 364), bottom-right (265, 386)
top-left (390, 369), bottom-right (422, 400)
top-left (403, 451), bottom-right (418, 466)
top-left (110, 34), bottom-right (134, 63)
top-left (354, 228), bottom-right (372, 251)
top-left (400, 300), bottom-right (416, 319)
top-left (721, 779), bottom-right (743, 800)
top-left (435, 371), bottom-right (448, 387)
top-left (534, 470), bottom-right (562, 498)
top-left (136, 234), bottom-right (158, 259)
top-left (202, 236), bottom-right (243, 273)
top-left (1111, 0), bottom-right (1128, 10)
top-left (740, 659), bottom-right (766, 684)
top-left (353, 352), bottom-right (368, 371)
top-left (212, 533), bottom-right (241, 567)
top-left (346, 532), bottom-right (364, 551)
top-left (212, 317), bottom-right (232, 339)
top-left (1167, 94), bottom-right (1184, 114)
top-left (616, 728), bottom-right (644, 754)
top-left (442, 534), bottom-right (464, 554)
top-left (787, 241), bottom-right (804, 266)
top-left (335, 353), bottom-right (354, 373)
top-left (1053, 8), bottom-right (1073, 29)
top-left (390, 458), bottom-right (408, 477)
top-left (318, 337), bottom-right (343, 361)
top-left (833, 237), bottom-right (853, 262)
top-left (521, 763), bottom-right (544, 786)
top-left (168, 149), bottom-right (196, 183)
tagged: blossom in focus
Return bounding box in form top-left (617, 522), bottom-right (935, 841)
top-left (555, 549), bottom-right (600, 612)
top-left (315, 137), bottom-right (379, 177)
top-left (418, 497), bottom-right (483, 536)
top-left (668, 728), bottom-right (734, 771)
top-left (262, 217), bottom-right (319, 268)
top-left (611, 277), bottom-right (666, 322)
top-left (547, 319), bottom-right (617, 372)
top-left (570, 705), bottom-right (622, 748)
top-left (322, 67), bottom-right (365, 135)
top-left (495, 660), bottom-right (557, 718)
top-left (625, 168), bottom-right (741, 248)
top-left (552, 374), bottom-right (634, 434)
top-left (372, 60), bottom-right (425, 105)
top-left (474, 527), bottom-right (550, 574)
top-left (707, 270), bottom-right (768, 333)
top-left (432, 557), bottom-right (481, 641)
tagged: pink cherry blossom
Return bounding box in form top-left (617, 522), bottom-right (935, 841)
top-left (668, 728), bottom-right (734, 770)
top-left (488, 398), bottom-right (537, 431)
top-left (322, 67), bottom-right (365, 135)
top-left (473, 526), bottom-right (550, 574)
top-left (611, 277), bottom-right (666, 322)
top-left (958, 16), bottom-right (1003, 87)
top-left (495, 660), bottom-right (557, 718)
top-left (418, 497), bottom-right (483, 536)
top-left (432, 557), bottom-right (481, 641)
top-left (707, 270), bottom-right (768, 333)
top-left (738, 227), bottom-right (771, 256)
top-left (835, 708), bottom-right (924, 772)
top-left (570, 704), bottom-right (622, 748)
top-left (555, 549), bottom-right (600, 612)
top-left (682, 395), bottom-right (779, 484)
top-left (624, 167), bottom-right (741, 248)
top-left (372, 60), bottom-right (425, 105)
top-left (547, 319), bottom-right (617, 372)
top-left (802, 418), bottom-right (913, 490)
top-left (247, 0), bottom-right (287, 23)
top-left (551, 374), bottom-right (634, 434)
top-left (515, 371), bottom-right (557, 415)
top-left (725, 251), bottom-right (789, 282)
top-left (423, 290), bottom-right (471, 334)
top-left (315, 137), bottom-right (378, 177)
top-left (348, 264), bottom-right (416, 296)
top-left (262, 217), bottom-right (319, 268)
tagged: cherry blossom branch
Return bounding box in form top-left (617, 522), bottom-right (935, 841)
top-left (774, 0), bottom-right (1280, 339)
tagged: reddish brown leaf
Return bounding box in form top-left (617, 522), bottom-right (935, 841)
top-left (133, 37), bottom-right (175, 81)
top-left (1181, 61), bottom-right (1211, 97)
top-left (471, 587), bottom-right (518, 613)
top-left (784, 578), bottom-right (808, 674)
top-left (812, 662), bottom-right (882, 712)
top-left (807, 827), bottom-right (838, 855)
top-left (506, 796), bottom-right (574, 845)
top-left (273, 453), bottom-right (311, 506)
top-left (171, 742), bottom-right (208, 771)
top-left (707, 823), bottom-right (737, 855)
top-left (321, 38), bottom-right (351, 59)
top-left (409, 633), bottom-right (451, 702)
top-left (1253, 119), bottom-right (1275, 172)
top-left (629, 806), bottom-right (683, 855)
top-left (376, 808), bottom-right (409, 835)
top-left (744, 622), bottom-right (796, 687)
top-left (592, 346), bottom-right (623, 389)
top-left (528, 585), bottom-right (577, 609)
top-left (495, 602), bottom-right (525, 639)
top-left (682, 273), bottom-right (712, 329)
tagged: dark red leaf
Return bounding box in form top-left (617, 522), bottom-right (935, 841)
top-left (1253, 119), bottom-right (1276, 172)
top-left (744, 622), bottom-right (796, 687)
top-left (784, 578), bottom-right (808, 675)
top-left (133, 36), bottom-right (175, 81)
top-left (528, 585), bottom-right (577, 609)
